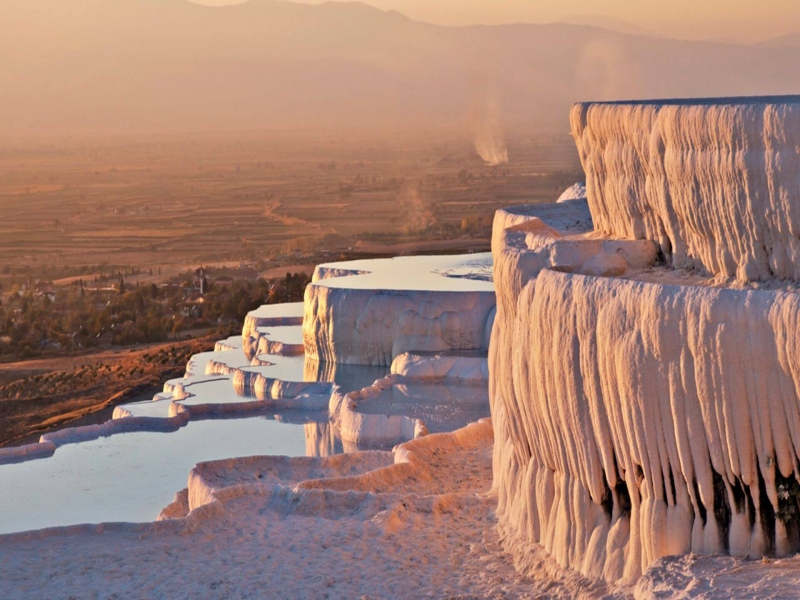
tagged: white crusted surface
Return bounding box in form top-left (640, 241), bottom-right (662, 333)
top-left (571, 98), bottom-right (800, 282)
top-left (213, 335), bottom-right (242, 353)
top-left (0, 421), bottom-right (610, 599)
top-left (635, 553), bottom-right (800, 599)
top-left (242, 302), bottom-right (304, 359)
top-left (304, 255), bottom-right (496, 366)
top-left (391, 351), bottom-right (489, 383)
top-left (493, 264), bottom-right (800, 583)
top-left (557, 182), bottom-right (587, 203)
top-left (304, 254), bottom-right (496, 365)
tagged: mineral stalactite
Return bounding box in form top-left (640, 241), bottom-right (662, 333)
top-left (571, 97), bottom-right (800, 282)
top-left (492, 96), bottom-right (800, 585)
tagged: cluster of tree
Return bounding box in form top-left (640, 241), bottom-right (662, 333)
top-left (460, 215), bottom-right (494, 232)
top-left (92, 267), bottom-right (154, 285)
top-left (0, 271), bottom-right (311, 359)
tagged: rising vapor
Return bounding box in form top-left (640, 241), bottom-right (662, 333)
top-left (471, 99), bottom-right (508, 166)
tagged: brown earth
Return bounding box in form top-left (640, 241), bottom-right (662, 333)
top-left (0, 333), bottom-right (223, 447)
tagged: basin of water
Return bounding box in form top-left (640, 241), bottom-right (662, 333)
top-left (359, 382), bottom-right (490, 434)
top-left (0, 255), bottom-right (494, 536)
top-left (314, 253), bottom-right (494, 291)
top-left (0, 413), bottom-right (321, 535)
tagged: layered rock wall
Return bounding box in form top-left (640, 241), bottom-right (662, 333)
top-left (493, 268), bottom-right (800, 583)
top-left (494, 96), bottom-right (800, 585)
top-left (303, 254), bottom-right (496, 366)
top-left (304, 286), bottom-right (495, 366)
top-left (571, 97), bottom-right (800, 281)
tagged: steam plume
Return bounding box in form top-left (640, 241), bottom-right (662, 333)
top-left (471, 99), bottom-right (508, 166)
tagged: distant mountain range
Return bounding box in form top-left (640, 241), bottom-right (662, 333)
top-left (557, 15), bottom-right (659, 38)
top-left (2, 0), bottom-right (800, 134)
top-left (761, 32), bottom-right (800, 47)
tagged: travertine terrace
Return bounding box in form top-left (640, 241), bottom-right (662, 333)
top-left (493, 96), bottom-right (800, 585)
top-left (572, 96), bottom-right (800, 282)
top-left (303, 254), bottom-right (495, 366)
top-left (5, 96), bottom-right (800, 596)
top-left (0, 251), bottom-right (522, 598)
top-left (0, 254), bottom-right (496, 536)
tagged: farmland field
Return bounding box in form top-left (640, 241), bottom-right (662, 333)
top-left (0, 130), bottom-right (582, 283)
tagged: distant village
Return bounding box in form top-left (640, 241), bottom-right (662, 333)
top-left (0, 266), bottom-right (310, 359)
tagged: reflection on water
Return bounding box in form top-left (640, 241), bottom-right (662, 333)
top-left (304, 358), bottom-right (389, 393)
top-left (255, 325), bottom-right (304, 346)
top-left (0, 413), bottom-right (317, 534)
top-left (360, 382), bottom-right (489, 434)
top-left (305, 421), bottom-right (352, 457)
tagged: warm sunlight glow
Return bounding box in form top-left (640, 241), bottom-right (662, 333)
top-left (193, 0), bottom-right (800, 42)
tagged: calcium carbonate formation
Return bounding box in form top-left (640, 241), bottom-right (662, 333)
top-left (493, 96), bottom-right (800, 584)
top-left (571, 96), bottom-right (800, 282)
top-left (4, 95), bottom-right (800, 594)
top-left (0, 253), bottom-right (496, 536)
top-left (303, 254), bottom-right (496, 366)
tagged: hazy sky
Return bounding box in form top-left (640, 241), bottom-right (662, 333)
top-left (5, 0), bottom-right (800, 135)
top-left (193, 0), bottom-right (800, 42)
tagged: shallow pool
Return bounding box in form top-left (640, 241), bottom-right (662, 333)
top-left (359, 382), bottom-right (490, 434)
top-left (314, 253), bottom-right (494, 292)
top-left (0, 255), bottom-right (494, 536)
top-left (0, 413), bottom-right (318, 534)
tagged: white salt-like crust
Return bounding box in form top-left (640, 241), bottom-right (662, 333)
top-left (1, 421), bottom-right (601, 599)
top-left (391, 351), bottom-right (489, 383)
top-left (636, 552), bottom-right (800, 598)
top-left (557, 182), bottom-right (587, 203)
top-left (495, 268), bottom-right (800, 583)
top-left (492, 175), bottom-right (800, 586)
top-left (248, 327), bottom-right (305, 358)
top-left (571, 98), bottom-right (800, 282)
top-left (328, 375), bottom-right (426, 446)
top-left (242, 302), bottom-right (304, 359)
top-left (304, 286), bottom-right (496, 366)
top-left (186, 451), bottom-right (395, 513)
top-left (157, 488), bottom-right (189, 521)
top-left (0, 414), bottom-right (191, 466)
top-left (0, 440), bottom-right (57, 466)
top-left (303, 254), bottom-right (496, 366)
top-left (326, 365), bottom-right (491, 448)
top-left (213, 335), bottom-right (242, 352)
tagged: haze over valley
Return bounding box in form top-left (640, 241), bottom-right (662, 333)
top-left (3, 0), bottom-right (800, 134)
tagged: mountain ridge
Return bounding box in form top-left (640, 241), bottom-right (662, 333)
top-left (2, 0), bottom-right (800, 134)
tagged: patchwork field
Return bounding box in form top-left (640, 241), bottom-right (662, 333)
top-left (0, 130), bottom-right (582, 282)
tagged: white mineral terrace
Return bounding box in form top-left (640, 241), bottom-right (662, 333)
top-left (0, 255), bottom-right (493, 539)
top-left (4, 97), bottom-right (800, 596)
top-left (312, 253), bottom-right (494, 290)
top-left (304, 253), bottom-right (496, 366)
top-left (489, 95), bottom-right (800, 592)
